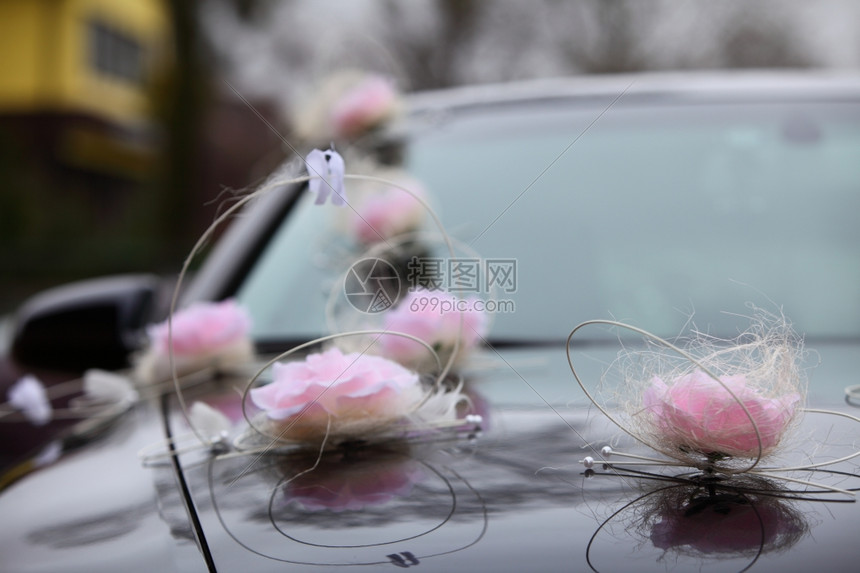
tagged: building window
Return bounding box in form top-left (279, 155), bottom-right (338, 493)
top-left (89, 20), bottom-right (143, 83)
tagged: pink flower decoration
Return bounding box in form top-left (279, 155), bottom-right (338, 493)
top-left (136, 299), bottom-right (254, 383)
top-left (353, 180), bottom-right (425, 243)
top-left (643, 370), bottom-right (800, 458)
top-left (330, 75), bottom-right (398, 140)
top-left (287, 456), bottom-right (424, 512)
top-left (381, 289), bottom-right (487, 367)
top-left (249, 347), bottom-right (421, 439)
top-left (149, 299), bottom-right (251, 357)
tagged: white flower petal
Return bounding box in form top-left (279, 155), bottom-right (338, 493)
top-left (8, 375), bottom-right (52, 426)
top-left (83, 369), bottom-right (139, 404)
top-left (189, 401), bottom-right (231, 440)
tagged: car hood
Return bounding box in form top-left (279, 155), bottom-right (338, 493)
top-left (2, 343), bottom-right (859, 572)
top-left (180, 343), bottom-right (860, 572)
top-left (0, 393), bottom-right (208, 573)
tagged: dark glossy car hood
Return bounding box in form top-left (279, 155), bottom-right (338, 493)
top-left (2, 343), bottom-right (859, 572)
top-left (177, 343), bottom-right (860, 572)
top-left (0, 396), bottom-right (208, 573)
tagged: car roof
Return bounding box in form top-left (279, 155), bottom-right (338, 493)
top-left (405, 71), bottom-right (860, 112)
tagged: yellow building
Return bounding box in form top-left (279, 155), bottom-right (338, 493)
top-left (0, 0), bottom-right (170, 179)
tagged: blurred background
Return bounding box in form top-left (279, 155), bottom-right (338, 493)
top-left (1, 0), bottom-right (858, 316)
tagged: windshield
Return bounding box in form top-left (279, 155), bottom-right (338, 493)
top-left (236, 97), bottom-right (860, 342)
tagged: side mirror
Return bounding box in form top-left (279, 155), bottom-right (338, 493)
top-left (10, 274), bottom-right (161, 372)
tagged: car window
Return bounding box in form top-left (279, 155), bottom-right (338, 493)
top-left (237, 99), bottom-right (860, 342)
top-left (236, 191), bottom-right (333, 340)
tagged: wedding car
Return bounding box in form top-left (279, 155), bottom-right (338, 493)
top-left (2, 72), bottom-right (860, 572)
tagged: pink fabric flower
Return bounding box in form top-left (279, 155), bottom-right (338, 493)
top-left (331, 75), bottom-right (398, 139)
top-left (249, 348), bottom-right (421, 439)
top-left (286, 456), bottom-right (424, 512)
top-left (352, 180), bottom-right (425, 243)
top-left (643, 370), bottom-right (799, 457)
top-left (381, 289), bottom-right (486, 367)
top-left (136, 299), bottom-right (254, 383)
top-left (149, 299), bottom-right (251, 357)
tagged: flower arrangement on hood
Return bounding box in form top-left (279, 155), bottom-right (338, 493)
top-left (247, 346), bottom-right (465, 445)
top-left (642, 370), bottom-right (800, 460)
top-left (233, 151), bottom-right (479, 448)
top-left (569, 313), bottom-right (813, 475)
top-left (380, 288), bottom-right (487, 370)
top-left (135, 299), bottom-right (254, 384)
top-left (135, 146), bottom-right (480, 464)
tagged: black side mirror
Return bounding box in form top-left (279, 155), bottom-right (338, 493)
top-left (10, 274), bottom-right (160, 372)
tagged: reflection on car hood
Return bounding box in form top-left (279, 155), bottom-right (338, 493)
top-left (176, 344), bottom-right (860, 572)
top-left (1, 344), bottom-right (858, 571)
top-left (0, 396), bottom-right (208, 573)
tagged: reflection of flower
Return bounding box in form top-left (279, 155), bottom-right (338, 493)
top-left (136, 299), bottom-right (254, 383)
top-left (648, 487), bottom-right (805, 557)
top-left (331, 75), bottom-right (399, 140)
top-left (8, 375), bottom-right (51, 426)
top-left (306, 148), bottom-right (346, 206)
top-left (381, 289), bottom-right (486, 368)
top-left (352, 177), bottom-right (426, 244)
top-left (586, 477), bottom-right (808, 569)
top-left (643, 370), bottom-right (799, 458)
top-left (286, 450), bottom-right (424, 512)
top-left (249, 348), bottom-right (422, 441)
top-left (652, 496), bottom-right (776, 554)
